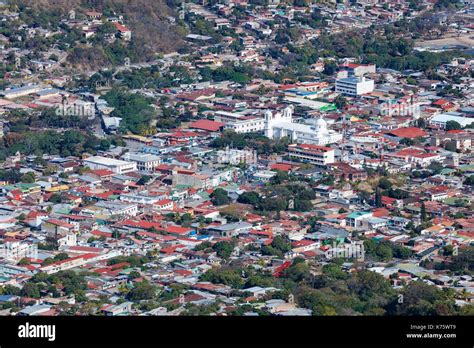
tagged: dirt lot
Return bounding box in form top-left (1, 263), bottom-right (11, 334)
top-left (416, 34), bottom-right (474, 49)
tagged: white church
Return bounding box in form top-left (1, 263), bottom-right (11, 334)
top-left (264, 105), bottom-right (343, 146)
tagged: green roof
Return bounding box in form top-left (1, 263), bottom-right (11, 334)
top-left (3, 183), bottom-right (41, 192)
top-left (174, 184), bottom-right (193, 190)
top-left (440, 168), bottom-right (455, 175)
top-left (347, 211), bottom-right (371, 219)
top-left (198, 191), bottom-right (210, 200)
top-left (459, 165), bottom-right (474, 172)
top-left (321, 104), bottom-right (337, 112)
top-left (225, 183), bottom-right (239, 191)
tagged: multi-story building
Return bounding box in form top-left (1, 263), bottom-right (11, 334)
top-left (83, 156), bottom-right (137, 174)
top-left (214, 111), bottom-right (265, 134)
top-left (121, 152), bottom-right (161, 173)
top-left (95, 201), bottom-right (139, 217)
top-left (335, 76), bottom-right (374, 96)
top-left (345, 211), bottom-right (373, 229)
top-left (0, 241), bottom-right (37, 262)
top-left (288, 144), bottom-right (335, 166)
top-left (430, 113), bottom-right (474, 129)
top-left (341, 63), bottom-right (376, 77)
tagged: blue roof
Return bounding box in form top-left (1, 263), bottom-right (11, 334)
top-left (0, 294), bottom-right (17, 302)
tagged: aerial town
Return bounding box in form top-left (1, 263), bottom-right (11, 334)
top-left (0, 0), bottom-right (473, 317)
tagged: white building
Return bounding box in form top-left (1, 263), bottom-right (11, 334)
top-left (287, 143), bottom-right (335, 166)
top-left (83, 156), bottom-right (137, 174)
top-left (430, 113), bottom-right (474, 129)
top-left (0, 241), bottom-right (37, 262)
top-left (95, 201), bottom-right (138, 217)
top-left (121, 152), bottom-right (161, 173)
top-left (253, 170), bottom-right (277, 182)
top-left (264, 106), bottom-right (342, 146)
top-left (214, 111), bottom-right (265, 134)
top-left (335, 76), bottom-right (374, 96)
top-left (120, 191), bottom-right (168, 205)
top-left (0, 84), bottom-right (44, 99)
top-left (154, 199), bottom-right (174, 211)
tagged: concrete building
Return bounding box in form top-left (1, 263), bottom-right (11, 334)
top-left (430, 113), bottom-right (474, 129)
top-left (335, 76), bottom-right (374, 96)
top-left (0, 241), bottom-right (37, 262)
top-left (342, 63), bottom-right (376, 77)
top-left (0, 84), bottom-right (44, 99)
top-left (288, 143), bottom-right (335, 166)
top-left (345, 211), bottom-right (373, 229)
top-left (83, 156), bottom-right (137, 174)
top-left (95, 201), bottom-right (138, 217)
top-left (206, 221), bottom-right (252, 237)
top-left (121, 152), bottom-right (161, 173)
top-left (214, 111), bottom-right (265, 134)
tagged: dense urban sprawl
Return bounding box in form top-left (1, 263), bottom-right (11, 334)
top-left (0, 0), bottom-right (473, 316)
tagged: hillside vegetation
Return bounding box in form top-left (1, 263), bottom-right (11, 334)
top-left (10, 0), bottom-right (186, 69)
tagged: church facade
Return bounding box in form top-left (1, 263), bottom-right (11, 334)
top-left (264, 106), bottom-right (343, 146)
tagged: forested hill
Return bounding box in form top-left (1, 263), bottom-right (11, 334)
top-left (9, 0), bottom-right (187, 69)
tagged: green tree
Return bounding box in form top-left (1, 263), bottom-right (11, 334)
top-left (282, 259), bottom-right (310, 282)
top-left (334, 95), bottom-right (347, 109)
top-left (390, 281), bottom-right (457, 315)
top-left (237, 191), bottom-right (261, 206)
top-left (200, 268), bottom-right (245, 289)
top-left (49, 193), bottom-right (63, 203)
top-left (445, 120), bottom-right (461, 131)
top-left (20, 283), bottom-right (41, 299)
top-left (322, 263), bottom-right (348, 280)
top-left (210, 188), bottom-right (230, 206)
top-left (18, 257), bottom-right (30, 266)
top-left (375, 187), bottom-right (383, 208)
top-left (137, 175), bottom-right (151, 185)
top-left (54, 253), bottom-right (69, 261)
top-left (464, 175), bottom-right (474, 186)
top-left (212, 241), bottom-right (234, 259)
top-left (420, 201), bottom-right (428, 222)
top-left (127, 281), bottom-right (156, 301)
top-left (20, 172), bottom-right (35, 183)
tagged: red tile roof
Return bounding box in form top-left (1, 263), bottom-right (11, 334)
top-left (387, 127), bottom-right (428, 139)
top-left (447, 129), bottom-right (464, 134)
top-left (89, 169), bottom-right (115, 177)
top-left (113, 22), bottom-right (130, 33)
top-left (270, 163), bottom-right (293, 172)
top-left (165, 225), bottom-right (193, 235)
top-left (273, 261), bottom-right (291, 277)
top-left (432, 99), bottom-right (449, 106)
top-left (188, 119), bottom-right (225, 132)
top-left (68, 246), bottom-right (103, 253)
top-left (44, 219), bottom-right (74, 229)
